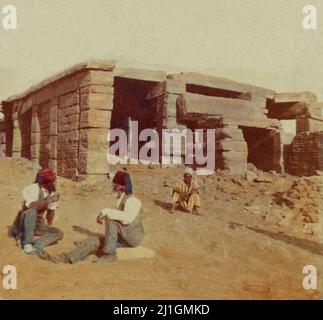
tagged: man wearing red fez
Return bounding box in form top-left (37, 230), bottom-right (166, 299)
top-left (51, 170), bottom-right (144, 264)
top-left (10, 168), bottom-right (64, 259)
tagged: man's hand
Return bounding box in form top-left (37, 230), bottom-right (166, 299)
top-left (96, 213), bottom-right (105, 224)
top-left (48, 193), bottom-right (60, 204)
top-left (46, 210), bottom-right (55, 225)
top-left (179, 192), bottom-right (189, 202)
top-left (187, 188), bottom-right (199, 198)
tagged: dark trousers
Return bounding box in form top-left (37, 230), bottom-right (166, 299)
top-left (65, 218), bottom-right (144, 264)
top-left (20, 208), bottom-right (63, 249)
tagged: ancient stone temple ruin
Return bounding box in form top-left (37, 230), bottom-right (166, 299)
top-left (1, 60), bottom-right (323, 178)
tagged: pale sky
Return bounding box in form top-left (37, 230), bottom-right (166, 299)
top-left (1, 0), bottom-right (323, 105)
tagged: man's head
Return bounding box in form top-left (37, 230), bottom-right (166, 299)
top-left (111, 170), bottom-right (133, 198)
top-left (183, 167), bottom-right (194, 184)
top-left (36, 169), bottom-right (57, 192)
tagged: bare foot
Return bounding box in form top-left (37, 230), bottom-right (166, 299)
top-left (169, 204), bottom-right (175, 214)
top-left (192, 207), bottom-right (202, 216)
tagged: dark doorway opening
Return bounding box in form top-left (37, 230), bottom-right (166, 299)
top-left (19, 109), bottom-right (32, 160)
top-left (241, 127), bottom-right (275, 172)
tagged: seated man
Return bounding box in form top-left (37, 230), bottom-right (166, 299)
top-left (170, 167), bottom-right (201, 215)
top-left (10, 169), bottom-right (63, 259)
top-left (52, 171), bottom-right (144, 264)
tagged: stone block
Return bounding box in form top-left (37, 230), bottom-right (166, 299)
top-left (80, 93), bottom-right (114, 111)
top-left (50, 122), bottom-right (58, 136)
top-left (48, 159), bottom-right (57, 172)
top-left (49, 136), bottom-right (57, 159)
top-left (36, 85), bottom-right (55, 104)
top-left (60, 105), bottom-right (80, 117)
top-left (59, 92), bottom-right (79, 108)
top-left (31, 132), bottom-right (39, 145)
top-left (80, 109), bottom-right (112, 128)
top-left (31, 144), bottom-right (40, 158)
top-left (79, 128), bottom-right (109, 151)
top-left (85, 150), bottom-right (109, 174)
top-left (81, 85), bottom-right (114, 95)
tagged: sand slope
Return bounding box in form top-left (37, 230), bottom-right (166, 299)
top-left (0, 158), bottom-right (322, 299)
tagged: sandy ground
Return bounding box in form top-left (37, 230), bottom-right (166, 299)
top-left (0, 158), bottom-right (322, 300)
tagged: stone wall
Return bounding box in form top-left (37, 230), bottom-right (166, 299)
top-left (287, 132), bottom-right (323, 176)
top-left (2, 61), bottom-right (116, 179)
top-left (0, 123), bottom-right (5, 157)
top-left (2, 60), bottom-right (322, 178)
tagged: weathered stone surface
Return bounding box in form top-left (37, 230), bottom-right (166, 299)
top-left (286, 131), bottom-right (323, 176)
top-left (20, 95), bottom-right (36, 114)
top-left (78, 128), bottom-right (109, 174)
top-left (80, 109), bottom-right (112, 128)
top-left (31, 144), bottom-right (40, 158)
top-left (81, 85), bottom-right (114, 95)
top-left (168, 72), bottom-right (275, 99)
top-left (59, 92), bottom-right (79, 108)
top-left (49, 136), bottom-right (57, 159)
top-left (79, 128), bottom-right (108, 152)
top-left (274, 91), bottom-right (317, 103)
top-left (221, 126), bottom-right (244, 140)
top-left (216, 140), bottom-right (248, 152)
top-left (146, 80), bottom-right (186, 100)
top-left (114, 67), bottom-right (167, 82)
top-left (268, 101), bottom-right (308, 120)
top-left (31, 117), bottom-right (40, 133)
top-left (177, 93), bottom-right (271, 128)
top-left (60, 105), bottom-right (80, 117)
top-left (31, 132), bottom-right (39, 145)
top-left (55, 73), bottom-right (86, 96)
top-left (164, 94), bottom-right (179, 118)
top-left (246, 170), bottom-right (257, 182)
top-left (80, 93), bottom-right (114, 111)
top-left (255, 172), bottom-right (273, 183)
top-left (222, 150), bottom-right (248, 161)
top-left (48, 159), bottom-right (57, 172)
top-left (83, 150), bottom-right (109, 174)
top-left (50, 122), bottom-right (58, 136)
top-left (36, 85), bottom-right (55, 104)
top-left (12, 127), bottom-right (21, 152)
top-left (296, 116), bottom-right (323, 133)
top-left (224, 159), bottom-right (247, 175)
top-left (87, 70), bottom-right (114, 86)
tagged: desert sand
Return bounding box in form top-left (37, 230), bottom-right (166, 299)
top-left (0, 158), bottom-right (322, 299)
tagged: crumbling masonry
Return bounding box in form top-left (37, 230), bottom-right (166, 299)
top-left (1, 60), bottom-right (323, 178)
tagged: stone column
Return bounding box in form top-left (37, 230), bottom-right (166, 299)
top-left (30, 105), bottom-right (40, 166)
top-left (219, 124), bottom-right (248, 175)
top-left (0, 124), bottom-right (6, 157)
top-left (49, 98), bottom-right (58, 172)
top-left (12, 106), bottom-right (21, 158)
top-left (272, 129), bottom-right (284, 173)
top-left (78, 70), bottom-right (114, 178)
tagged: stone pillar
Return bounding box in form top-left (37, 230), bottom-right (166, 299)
top-left (57, 92), bottom-right (80, 178)
top-left (0, 104), bottom-right (5, 157)
top-left (151, 80), bottom-right (187, 166)
top-left (12, 107), bottom-right (21, 158)
top-left (78, 70), bottom-right (114, 177)
top-left (49, 98), bottom-right (58, 172)
top-left (272, 129), bottom-right (284, 173)
top-left (0, 125), bottom-right (6, 157)
top-left (219, 125), bottom-right (248, 175)
top-left (31, 105), bottom-right (40, 164)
